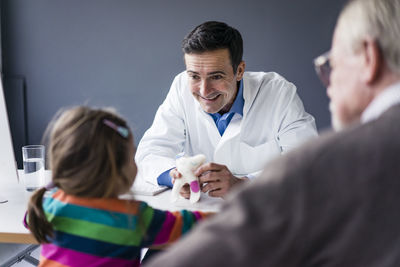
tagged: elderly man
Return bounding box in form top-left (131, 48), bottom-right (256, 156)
top-left (135, 21), bottom-right (317, 198)
top-left (145, 0), bottom-right (400, 266)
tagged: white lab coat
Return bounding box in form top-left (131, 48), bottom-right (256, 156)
top-left (135, 71), bottom-right (317, 185)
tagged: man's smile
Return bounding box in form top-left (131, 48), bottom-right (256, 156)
top-left (199, 93), bottom-right (221, 102)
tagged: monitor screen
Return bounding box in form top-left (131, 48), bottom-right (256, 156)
top-left (0, 78), bottom-right (19, 191)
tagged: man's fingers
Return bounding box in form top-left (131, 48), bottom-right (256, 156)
top-left (180, 184), bottom-right (190, 193)
top-left (199, 172), bottom-right (218, 183)
top-left (208, 188), bottom-right (224, 198)
top-left (180, 184), bottom-right (190, 199)
top-left (195, 162), bottom-right (224, 176)
top-left (181, 193), bottom-right (190, 199)
top-left (201, 181), bottom-right (221, 193)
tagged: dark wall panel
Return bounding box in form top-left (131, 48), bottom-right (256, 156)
top-left (1, 0), bottom-right (348, 165)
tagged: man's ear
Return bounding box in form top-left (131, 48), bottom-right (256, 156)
top-left (236, 61), bottom-right (246, 81)
top-left (361, 38), bottom-right (382, 84)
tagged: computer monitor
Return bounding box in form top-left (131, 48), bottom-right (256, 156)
top-left (0, 77), bottom-right (19, 203)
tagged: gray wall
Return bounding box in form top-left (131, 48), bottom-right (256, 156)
top-left (1, 0), bottom-right (348, 167)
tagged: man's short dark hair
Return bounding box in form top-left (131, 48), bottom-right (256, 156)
top-left (182, 21), bottom-right (243, 73)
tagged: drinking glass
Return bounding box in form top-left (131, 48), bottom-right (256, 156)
top-left (22, 145), bottom-right (45, 191)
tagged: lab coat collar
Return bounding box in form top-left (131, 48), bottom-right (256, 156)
top-left (242, 72), bottom-right (262, 117)
top-left (229, 80), bottom-right (244, 116)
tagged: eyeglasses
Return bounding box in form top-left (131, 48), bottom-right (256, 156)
top-left (313, 51), bottom-right (331, 88)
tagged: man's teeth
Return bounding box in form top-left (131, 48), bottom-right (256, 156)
top-left (203, 95), bottom-right (219, 100)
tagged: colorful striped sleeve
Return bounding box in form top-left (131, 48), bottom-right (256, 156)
top-left (140, 203), bottom-right (213, 247)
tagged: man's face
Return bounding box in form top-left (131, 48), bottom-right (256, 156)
top-left (184, 49), bottom-right (244, 114)
top-left (328, 23), bottom-right (373, 130)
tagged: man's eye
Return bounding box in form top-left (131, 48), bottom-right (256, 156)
top-left (211, 75), bottom-right (223, 80)
top-left (190, 75), bottom-right (200, 80)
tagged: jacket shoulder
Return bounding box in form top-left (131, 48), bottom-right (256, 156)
top-left (244, 71), bottom-right (296, 94)
top-left (244, 71), bottom-right (293, 84)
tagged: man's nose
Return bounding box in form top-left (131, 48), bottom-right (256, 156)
top-left (199, 79), bottom-right (211, 96)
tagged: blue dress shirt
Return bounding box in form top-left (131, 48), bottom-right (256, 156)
top-left (157, 80), bottom-right (245, 187)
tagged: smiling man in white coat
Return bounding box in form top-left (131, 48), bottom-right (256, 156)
top-left (135, 21), bottom-right (317, 198)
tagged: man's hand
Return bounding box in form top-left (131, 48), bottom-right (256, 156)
top-left (170, 163), bottom-right (248, 199)
top-left (196, 163), bottom-right (247, 198)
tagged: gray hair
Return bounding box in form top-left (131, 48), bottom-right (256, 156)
top-left (338, 0), bottom-right (400, 73)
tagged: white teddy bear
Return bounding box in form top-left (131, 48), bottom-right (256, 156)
top-left (171, 154), bottom-right (206, 204)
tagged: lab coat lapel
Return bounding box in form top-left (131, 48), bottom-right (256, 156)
top-left (215, 113), bottom-right (242, 151)
top-left (198, 103), bottom-right (242, 155)
top-left (197, 104), bottom-right (221, 148)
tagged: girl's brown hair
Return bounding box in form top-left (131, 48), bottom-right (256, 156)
top-left (27, 106), bottom-right (134, 243)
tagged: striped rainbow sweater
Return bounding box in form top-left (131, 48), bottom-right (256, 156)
top-left (38, 189), bottom-right (211, 266)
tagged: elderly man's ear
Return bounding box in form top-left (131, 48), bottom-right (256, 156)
top-left (361, 38), bottom-right (383, 85)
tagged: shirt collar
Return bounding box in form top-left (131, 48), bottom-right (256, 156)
top-left (361, 81), bottom-right (400, 123)
top-left (230, 79), bottom-right (244, 116)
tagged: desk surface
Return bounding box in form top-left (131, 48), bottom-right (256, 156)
top-left (0, 171), bottom-right (223, 244)
top-left (0, 171), bottom-right (37, 244)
